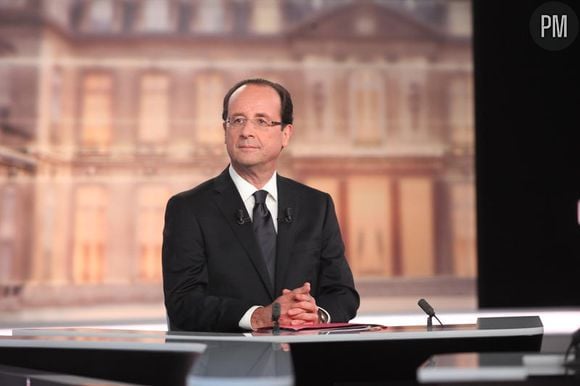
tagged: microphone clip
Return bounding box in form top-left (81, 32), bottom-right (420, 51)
top-left (236, 209), bottom-right (251, 225)
top-left (279, 208), bottom-right (293, 224)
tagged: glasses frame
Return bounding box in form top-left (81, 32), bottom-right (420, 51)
top-left (225, 117), bottom-right (284, 130)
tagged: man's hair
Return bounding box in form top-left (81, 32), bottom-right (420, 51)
top-left (221, 78), bottom-right (294, 126)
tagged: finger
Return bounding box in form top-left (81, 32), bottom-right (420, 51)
top-left (292, 300), bottom-right (318, 311)
top-left (288, 312), bottom-right (319, 322)
top-left (293, 293), bottom-right (316, 304)
top-left (286, 304), bottom-right (313, 315)
top-left (279, 316), bottom-right (293, 325)
top-left (276, 290), bottom-right (300, 306)
top-left (286, 303), bottom-right (317, 315)
top-left (290, 282), bottom-right (311, 294)
top-left (289, 318), bottom-right (316, 326)
top-left (286, 307), bottom-right (307, 317)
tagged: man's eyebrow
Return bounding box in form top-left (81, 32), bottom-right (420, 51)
top-left (229, 112), bottom-right (275, 119)
top-left (253, 113), bottom-right (273, 118)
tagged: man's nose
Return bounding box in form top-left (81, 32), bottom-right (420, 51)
top-left (239, 122), bottom-right (255, 137)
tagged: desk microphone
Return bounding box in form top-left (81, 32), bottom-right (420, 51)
top-left (272, 302), bottom-right (281, 335)
top-left (236, 209), bottom-right (251, 225)
top-left (278, 208), bottom-right (293, 224)
top-left (418, 298), bottom-right (444, 328)
top-left (572, 328), bottom-right (580, 347)
top-left (564, 327), bottom-right (580, 368)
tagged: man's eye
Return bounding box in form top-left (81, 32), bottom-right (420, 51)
top-left (232, 117), bottom-right (245, 125)
top-left (256, 118), bottom-right (269, 126)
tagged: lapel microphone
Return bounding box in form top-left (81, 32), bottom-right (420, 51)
top-left (278, 208), bottom-right (293, 224)
top-left (236, 209), bottom-right (251, 225)
top-left (238, 208), bottom-right (292, 224)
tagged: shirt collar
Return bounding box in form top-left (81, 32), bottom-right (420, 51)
top-left (228, 165), bottom-right (278, 203)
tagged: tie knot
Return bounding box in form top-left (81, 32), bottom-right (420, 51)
top-left (253, 190), bottom-right (268, 205)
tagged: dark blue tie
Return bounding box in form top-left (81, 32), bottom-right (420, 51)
top-left (252, 190), bottom-right (276, 285)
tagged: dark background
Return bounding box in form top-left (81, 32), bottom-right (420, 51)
top-left (473, 0), bottom-right (580, 307)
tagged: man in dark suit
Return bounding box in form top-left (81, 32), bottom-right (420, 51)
top-left (162, 78), bottom-right (359, 332)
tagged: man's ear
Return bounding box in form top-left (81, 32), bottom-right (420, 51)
top-left (281, 124), bottom-right (293, 148)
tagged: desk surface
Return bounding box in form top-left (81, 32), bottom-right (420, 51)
top-left (0, 364), bottom-right (142, 386)
top-left (417, 352), bottom-right (573, 383)
top-left (0, 316), bottom-right (547, 386)
top-left (11, 315), bottom-right (544, 344)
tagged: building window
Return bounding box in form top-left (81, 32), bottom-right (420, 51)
top-left (0, 186), bottom-right (16, 283)
top-left (307, 79), bottom-right (329, 137)
top-left (136, 186), bottom-right (168, 282)
top-left (0, 65), bottom-right (11, 137)
top-left (80, 73), bottom-right (113, 148)
top-left (346, 176), bottom-right (392, 276)
top-left (450, 181), bottom-right (476, 277)
top-left (398, 68), bottom-right (427, 141)
top-left (449, 76), bottom-right (474, 146)
top-left (408, 82), bottom-right (421, 131)
top-left (139, 73), bottom-right (169, 143)
top-left (302, 74), bottom-right (337, 143)
top-left (349, 70), bottom-right (384, 145)
top-left (50, 68), bottom-right (63, 132)
top-left (85, 0), bottom-right (115, 32)
top-left (195, 73), bottom-right (224, 145)
top-left (399, 177), bottom-right (435, 276)
top-left (194, 0), bottom-right (226, 33)
top-left (0, 64), bottom-right (10, 108)
top-left (251, 0), bottom-right (281, 34)
top-left (73, 186), bottom-right (108, 284)
top-left (0, 0), bottom-right (28, 8)
top-left (141, 0), bottom-right (171, 32)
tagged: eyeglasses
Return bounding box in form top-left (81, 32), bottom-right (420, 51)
top-left (225, 117), bottom-right (283, 130)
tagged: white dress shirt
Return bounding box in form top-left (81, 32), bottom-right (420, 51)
top-left (228, 165), bottom-right (330, 329)
top-left (229, 166), bottom-right (277, 329)
top-left (228, 165), bottom-right (278, 232)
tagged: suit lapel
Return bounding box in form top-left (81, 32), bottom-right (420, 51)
top-left (212, 169), bottom-right (275, 299)
top-left (275, 175), bottom-right (297, 296)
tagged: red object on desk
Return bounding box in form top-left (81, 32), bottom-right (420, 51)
top-left (276, 322), bottom-right (387, 332)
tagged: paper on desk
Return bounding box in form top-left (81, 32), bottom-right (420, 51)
top-left (273, 322), bottom-right (386, 332)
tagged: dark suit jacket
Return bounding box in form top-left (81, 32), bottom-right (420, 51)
top-left (162, 168), bottom-right (359, 332)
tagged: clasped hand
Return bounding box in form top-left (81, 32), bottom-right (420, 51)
top-left (251, 282), bottom-right (319, 329)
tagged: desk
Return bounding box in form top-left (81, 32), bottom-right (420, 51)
top-left (0, 364), bottom-right (142, 386)
top-left (0, 316), bottom-right (545, 385)
top-left (417, 352), bottom-right (577, 384)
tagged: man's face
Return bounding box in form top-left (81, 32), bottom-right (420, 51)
top-left (224, 84), bottom-right (292, 173)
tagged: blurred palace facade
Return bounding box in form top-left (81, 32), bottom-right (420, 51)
top-left (0, 0), bottom-right (474, 308)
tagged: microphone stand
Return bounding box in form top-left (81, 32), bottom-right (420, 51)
top-left (426, 314), bottom-right (443, 330)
